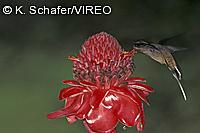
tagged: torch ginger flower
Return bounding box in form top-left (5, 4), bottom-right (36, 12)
top-left (47, 32), bottom-right (154, 132)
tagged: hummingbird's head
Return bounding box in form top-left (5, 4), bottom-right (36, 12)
top-left (133, 40), bottom-right (149, 51)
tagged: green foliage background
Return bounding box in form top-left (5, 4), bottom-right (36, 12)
top-left (0, 0), bottom-right (199, 133)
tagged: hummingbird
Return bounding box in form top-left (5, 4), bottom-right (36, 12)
top-left (133, 39), bottom-right (187, 101)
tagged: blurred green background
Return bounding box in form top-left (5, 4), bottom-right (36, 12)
top-left (0, 0), bottom-right (200, 133)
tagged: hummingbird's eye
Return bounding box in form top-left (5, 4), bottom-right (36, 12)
top-left (136, 44), bottom-right (140, 47)
top-left (133, 43), bottom-right (140, 47)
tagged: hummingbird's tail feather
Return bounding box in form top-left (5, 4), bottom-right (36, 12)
top-left (169, 66), bottom-right (186, 100)
top-left (175, 77), bottom-right (187, 101)
top-left (170, 66), bottom-right (182, 80)
top-left (174, 66), bottom-right (182, 80)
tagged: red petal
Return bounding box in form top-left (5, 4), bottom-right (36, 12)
top-left (48, 94), bottom-right (84, 119)
top-left (111, 129), bottom-right (117, 133)
top-left (125, 77), bottom-right (146, 83)
top-left (102, 92), bottom-right (120, 115)
top-left (136, 104), bottom-right (145, 131)
top-left (114, 92), bottom-right (140, 126)
top-left (128, 83), bottom-right (154, 92)
top-left (59, 86), bottom-right (87, 100)
top-left (128, 90), bottom-right (143, 106)
top-left (68, 55), bottom-right (80, 62)
top-left (137, 121), bottom-right (144, 131)
top-left (111, 86), bottom-right (139, 105)
top-left (120, 50), bottom-right (135, 60)
top-left (79, 80), bottom-right (97, 88)
top-left (102, 88), bottom-right (143, 127)
top-left (83, 121), bottom-right (116, 133)
top-left (47, 108), bottom-right (66, 119)
top-left (90, 89), bottom-right (106, 109)
top-left (83, 121), bottom-right (97, 133)
top-left (65, 96), bottom-right (78, 108)
top-left (62, 80), bottom-right (80, 86)
top-left (110, 75), bottom-right (119, 86)
top-left (76, 93), bottom-right (91, 119)
top-left (66, 115), bottom-right (77, 124)
top-left (65, 94), bottom-right (84, 115)
top-left (131, 89), bottom-right (149, 104)
top-left (86, 105), bottom-right (118, 133)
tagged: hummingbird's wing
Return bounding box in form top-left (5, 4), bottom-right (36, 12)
top-left (158, 33), bottom-right (186, 44)
top-left (151, 43), bottom-right (187, 53)
top-left (165, 45), bottom-right (187, 53)
top-left (157, 33), bottom-right (187, 53)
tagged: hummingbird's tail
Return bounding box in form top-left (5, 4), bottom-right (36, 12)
top-left (175, 77), bottom-right (187, 101)
top-left (172, 69), bottom-right (187, 101)
top-left (169, 67), bottom-right (187, 101)
top-left (174, 66), bottom-right (182, 80)
top-left (170, 66), bottom-right (182, 80)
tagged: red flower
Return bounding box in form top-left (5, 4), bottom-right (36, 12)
top-left (47, 32), bottom-right (154, 132)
